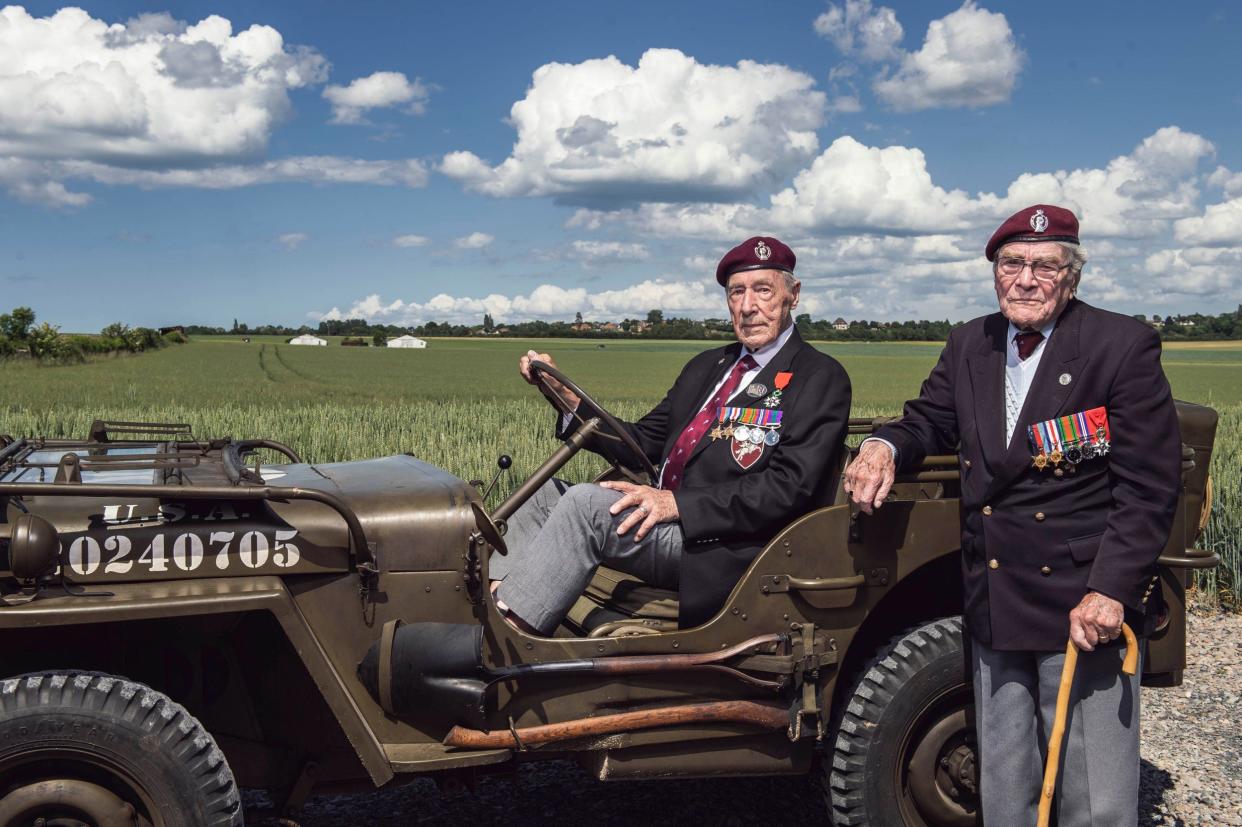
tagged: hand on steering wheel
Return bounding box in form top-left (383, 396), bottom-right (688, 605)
top-left (525, 357), bottom-right (659, 483)
top-left (519, 350), bottom-right (581, 411)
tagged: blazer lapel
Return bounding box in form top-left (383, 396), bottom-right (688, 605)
top-left (990, 300), bottom-right (1086, 494)
top-left (966, 314), bottom-right (1008, 472)
top-left (665, 342), bottom-right (741, 458)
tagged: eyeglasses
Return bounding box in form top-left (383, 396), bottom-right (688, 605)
top-left (996, 257), bottom-right (1070, 283)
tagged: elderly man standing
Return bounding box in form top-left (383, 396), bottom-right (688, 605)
top-left (845, 205), bottom-right (1180, 825)
top-left (490, 236), bottom-right (851, 635)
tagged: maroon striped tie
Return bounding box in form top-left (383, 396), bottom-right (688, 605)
top-left (1015, 330), bottom-right (1044, 361)
top-left (661, 354), bottom-right (757, 490)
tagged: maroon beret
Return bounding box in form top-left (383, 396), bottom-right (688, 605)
top-left (715, 236), bottom-right (795, 286)
top-left (985, 204), bottom-right (1080, 261)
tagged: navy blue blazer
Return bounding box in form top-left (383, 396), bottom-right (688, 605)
top-left (876, 299), bottom-right (1181, 651)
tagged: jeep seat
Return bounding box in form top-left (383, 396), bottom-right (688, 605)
top-left (563, 443), bottom-right (853, 637)
top-left (564, 567), bottom-right (680, 637)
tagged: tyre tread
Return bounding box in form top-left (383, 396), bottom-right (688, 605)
top-left (823, 616), bottom-right (966, 826)
top-left (2, 670), bottom-right (242, 826)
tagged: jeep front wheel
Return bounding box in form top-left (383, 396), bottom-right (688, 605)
top-left (0, 672), bottom-right (242, 827)
top-left (826, 616), bottom-right (979, 826)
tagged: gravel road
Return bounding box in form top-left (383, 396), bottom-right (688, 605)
top-left (247, 608), bottom-right (1241, 826)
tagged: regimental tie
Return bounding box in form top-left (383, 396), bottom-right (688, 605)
top-left (1015, 330), bottom-right (1044, 361)
top-left (661, 354), bottom-right (757, 490)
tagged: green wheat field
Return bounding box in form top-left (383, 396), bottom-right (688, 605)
top-left (3, 337), bottom-right (1239, 608)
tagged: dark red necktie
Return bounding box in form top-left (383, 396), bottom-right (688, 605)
top-left (1015, 330), bottom-right (1044, 361)
top-left (661, 354), bottom-right (757, 490)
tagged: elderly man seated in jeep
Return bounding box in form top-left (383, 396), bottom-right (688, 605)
top-left (489, 236), bottom-right (851, 635)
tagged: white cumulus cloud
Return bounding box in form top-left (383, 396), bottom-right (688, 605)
top-left (580, 127), bottom-right (1216, 247)
top-left (392, 233), bottom-right (430, 248)
top-left (0, 7), bottom-right (427, 205)
top-left (872, 2), bottom-right (1024, 111)
top-left (1173, 197), bottom-right (1242, 246)
top-left (277, 232), bottom-right (308, 250)
top-left (816, 2), bottom-right (1024, 112)
top-left (567, 240), bottom-right (650, 262)
top-left (315, 278), bottom-right (727, 326)
top-left (1144, 246), bottom-right (1242, 296)
top-left (814, 0), bottom-right (904, 62)
top-left (454, 232), bottom-right (494, 249)
top-left (0, 7), bottom-right (325, 163)
top-left (323, 71), bottom-right (430, 124)
top-left (440, 48), bottom-right (825, 205)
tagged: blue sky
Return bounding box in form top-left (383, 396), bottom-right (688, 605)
top-left (2, 1), bottom-right (1240, 332)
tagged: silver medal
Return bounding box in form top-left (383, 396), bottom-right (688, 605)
top-left (733, 425), bottom-right (751, 443)
top-left (763, 429), bottom-right (780, 446)
top-left (748, 428), bottom-right (764, 445)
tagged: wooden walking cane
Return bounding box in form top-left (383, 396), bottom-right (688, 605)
top-left (1037, 622), bottom-right (1139, 827)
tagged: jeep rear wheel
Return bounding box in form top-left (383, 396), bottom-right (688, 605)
top-left (0, 672), bottom-right (242, 827)
top-left (826, 617), bottom-right (979, 826)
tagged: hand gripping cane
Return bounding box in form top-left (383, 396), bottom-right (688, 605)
top-left (1036, 623), bottom-right (1139, 827)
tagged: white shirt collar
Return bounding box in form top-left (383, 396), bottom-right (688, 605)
top-left (1006, 316), bottom-right (1058, 351)
top-left (741, 322), bottom-right (795, 369)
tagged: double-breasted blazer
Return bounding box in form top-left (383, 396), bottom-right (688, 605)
top-left (565, 328), bottom-right (851, 627)
top-left (875, 299), bottom-right (1181, 651)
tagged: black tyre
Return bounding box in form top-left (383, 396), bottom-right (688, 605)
top-left (0, 671), bottom-right (242, 826)
top-left (826, 617), bottom-right (979, 826)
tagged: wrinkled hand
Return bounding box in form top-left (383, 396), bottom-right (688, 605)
top-left (519, 350), bottom-right (580, 410)
top-left (1069, 591), bottom-right (1124, 652)
top-left (843, 440), bottom-right (896, 514)
top-left (600, 481), bottom-right (678, 542)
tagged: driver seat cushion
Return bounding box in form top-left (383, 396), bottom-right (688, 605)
top-left (565, 566), bottom-right (679, 635)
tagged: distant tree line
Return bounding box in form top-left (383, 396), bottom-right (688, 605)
top-left (1134, 308), bottom-right (1242, 340)
top-left (158, 306), bottom-right (1242, 345)
top-left (795, 315), bottom-right (957, 341)
top-left (0, 306), bottom-right (185, 362)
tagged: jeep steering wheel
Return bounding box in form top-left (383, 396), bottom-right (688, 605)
top-left (527, 360), bottom-right (659, 483)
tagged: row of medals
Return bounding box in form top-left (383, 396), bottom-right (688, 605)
top-left (709, 422), bottom-right (780, 447)
top-left (1032, 426), bottom-right (1110, 470)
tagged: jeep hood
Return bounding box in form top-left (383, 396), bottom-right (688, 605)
top-left (264, 454), bottom-right (478, 572)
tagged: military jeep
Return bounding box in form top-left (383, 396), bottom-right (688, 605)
top-left (0, 364), bottom-right (1220, 827)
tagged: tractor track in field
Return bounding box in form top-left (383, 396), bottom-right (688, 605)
top-left (257, 344), bottom-right (282, 384)
top-left (271, 345), bottom-right (320, 382)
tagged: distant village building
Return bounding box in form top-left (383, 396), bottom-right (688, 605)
top-left (289, 334), bottom-right (327, 346)
top-left (386, 334), bottom-right (427, 349)
top-left (832, 318), bottom-right (848, 331)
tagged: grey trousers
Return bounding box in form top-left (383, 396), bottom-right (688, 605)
top-left (490, 478), bottom-right (684, 635)
top-left (973, 636), bottom-right (1142, 827)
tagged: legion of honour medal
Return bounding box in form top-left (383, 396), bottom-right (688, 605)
top-left (760, 371), bottom-right (793, 409)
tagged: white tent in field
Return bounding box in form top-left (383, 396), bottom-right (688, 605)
top-left (289, 334), bottom-right (327, 346)
top-left (386, 335), bottom-right (427, 349)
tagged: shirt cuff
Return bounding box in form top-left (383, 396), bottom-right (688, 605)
top-left (861, 436), bottom-right (899, 466)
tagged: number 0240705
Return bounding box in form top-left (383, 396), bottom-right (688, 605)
top-left (65, 530), bottom-right (301, 577)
